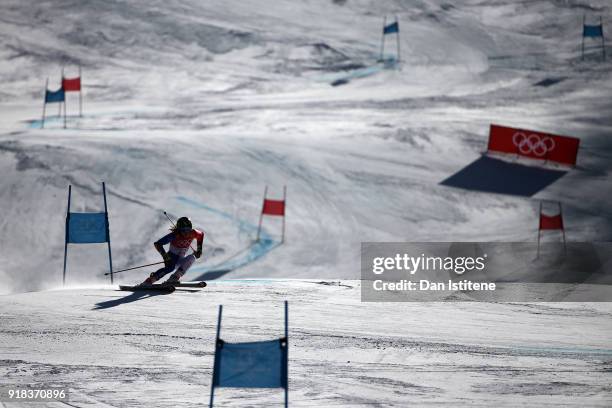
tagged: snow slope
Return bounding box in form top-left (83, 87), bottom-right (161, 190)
top-left (1, 282), bottom-right (611, 407)
top-left (0, 0), bottom-right (611, 292)
top-left (0, 0), bottom-right (612, 405)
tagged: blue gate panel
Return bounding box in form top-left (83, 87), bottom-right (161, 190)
top-left (68, 212), bottom-right (108, 244)
top-left (214, 339), bottom-right (287, 388)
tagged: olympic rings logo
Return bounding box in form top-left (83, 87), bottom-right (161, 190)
top-left (512, 132), bottom-right (555, 156)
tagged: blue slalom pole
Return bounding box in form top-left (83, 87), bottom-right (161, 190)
top-left (284, 300), bottom-right (289, 408)
top-left (210, 305), bottom-right (223, 408)
top-left (62, 185), bottom-right (71, 286)
top-left (102, 182), bottom-right (114, 284)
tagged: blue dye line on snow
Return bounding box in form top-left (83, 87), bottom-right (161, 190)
top-left (28, 116), bottom-right (63, 129)
top-left (26, 109), bottom-right (167, 129)
top-left (211, 279), bottom-right (292, 285)
top-left (322, 65), bottom-right (383, 86)
top-left (27, 112), bottom-right (106, 129)
top-left (340, 65), bottom-right (384, 79)
top-left (319, 58), bottom-right (398, 85)
top-left (175, 196), bottom-right (261, 235)
top-left (509, 345), bottom-right (612, 356)
top-left (195, 237), bottom-right (278, 275)
top-left (174, 196), bottom-right (280, 276)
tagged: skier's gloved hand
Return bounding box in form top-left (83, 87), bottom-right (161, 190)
top-left (162, 252), bottom-right (172, 266)
top-left (194, 247), bottom-right (203, 259)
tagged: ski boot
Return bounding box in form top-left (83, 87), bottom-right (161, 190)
top-left (139, 273), bottom-right (158, 286)
top-left (163, 270), bottom-right (184, 285)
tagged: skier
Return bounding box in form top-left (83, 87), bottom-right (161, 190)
top-left (141, 216), bottom-right (204, 285)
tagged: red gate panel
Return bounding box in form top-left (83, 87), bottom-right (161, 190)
top-left (488, 124), bottom-right (579, 166)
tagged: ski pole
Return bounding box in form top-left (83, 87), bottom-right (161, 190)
top-left (164, 211), bottom-right (207, 235)
top-left (104, 261), bottom-right (164, 275)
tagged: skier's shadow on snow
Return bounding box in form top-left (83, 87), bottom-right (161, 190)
top-left (441, 156), bottom-right (567, 197)
top-left (93, 290), bottom-right (172, 310)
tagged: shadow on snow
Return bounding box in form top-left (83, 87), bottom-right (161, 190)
top-left (92, 289), bottom-right (173, 310)
top-left (440, 156), bottom-right (567, 197)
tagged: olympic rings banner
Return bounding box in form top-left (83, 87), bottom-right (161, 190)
top-left (487, 124), bottom-right (580, 166)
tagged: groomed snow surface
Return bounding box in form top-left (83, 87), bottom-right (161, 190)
top-left (2, 282), bottom-right (612, 407)
top-left (0, 0), bottom-right (611, 406)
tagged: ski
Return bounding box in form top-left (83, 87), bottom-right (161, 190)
top-left (173, 281), bottom-right (207, 288)
top-left (119, 284), bottom-right (176, 293)
top-left (118, 281), bottom-right (206, 292)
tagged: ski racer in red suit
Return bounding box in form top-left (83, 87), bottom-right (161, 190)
top-left (141, 217), bottom-right (203, 285)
